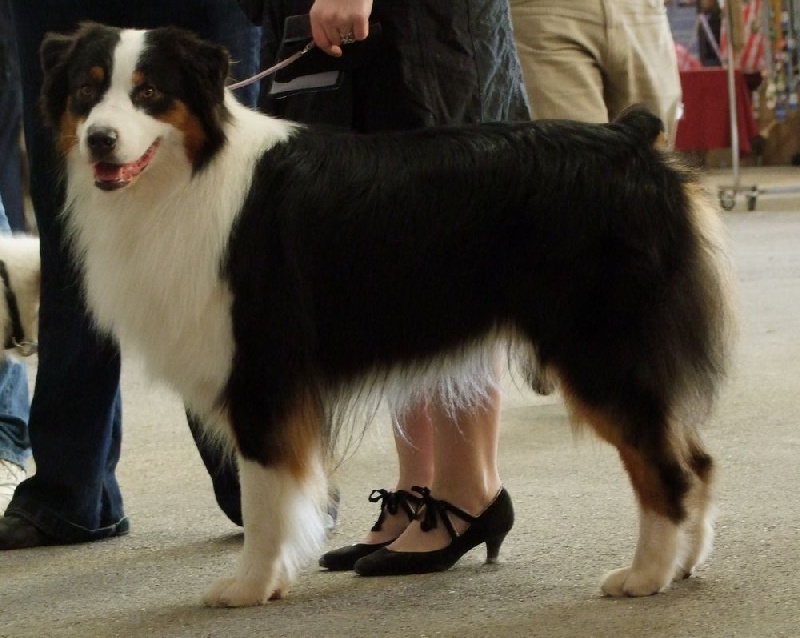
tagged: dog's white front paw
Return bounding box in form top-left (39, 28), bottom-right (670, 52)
top-left (601, 566), bottom-right (672, 597)
top-left (203, 577), bottom-right (272, 608)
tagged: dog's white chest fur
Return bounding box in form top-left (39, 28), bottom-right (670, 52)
top-left (65, 100), bottom-right (294, 415)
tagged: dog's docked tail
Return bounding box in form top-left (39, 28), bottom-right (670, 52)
top-left (610, 104), bottom-right (667, 148)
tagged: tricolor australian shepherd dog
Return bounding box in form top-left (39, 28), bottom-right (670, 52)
top-left (41, 24), bottom-right (735, 607)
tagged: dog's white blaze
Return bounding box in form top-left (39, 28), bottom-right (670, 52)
top-left (109, 29), bottom-right (144, 94)
top-left (78, 30), bottom-right (170, 165)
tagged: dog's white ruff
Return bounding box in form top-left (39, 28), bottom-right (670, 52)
top-left (66, 81), bottom-right (294, 421)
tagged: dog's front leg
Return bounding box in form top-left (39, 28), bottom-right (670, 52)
top-left (203, 455), bottom-right (327, 607)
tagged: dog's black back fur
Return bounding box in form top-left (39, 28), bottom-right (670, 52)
top-left (223, 107), bottom-right (730, 491)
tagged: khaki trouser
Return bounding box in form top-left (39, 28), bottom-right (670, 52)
top-left (510, 0), bottom-right (681, 146)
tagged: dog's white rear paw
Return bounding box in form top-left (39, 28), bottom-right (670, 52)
top-left (674, 566), bottom-right (695, 581)
top-left (203, 577), bottom-right (272, 608)
top-left (601, 566), bottom-right (671, 597)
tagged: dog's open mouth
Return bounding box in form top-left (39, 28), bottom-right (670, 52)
top-left (93, 139), bottom-right (160, 191)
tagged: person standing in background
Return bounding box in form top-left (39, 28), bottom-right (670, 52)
top-left (240, 0), bottom-right (530, 576)
top-left (0, 191), bottom-right (31, 514)
top-left (0, 0), bottom-right (26, 232)
top-left (0, 0), bottom-right (33, 513)
top-left (510, 0), bottom-right (682, 146)
top-left (0, 0), bottom-right (258, 548)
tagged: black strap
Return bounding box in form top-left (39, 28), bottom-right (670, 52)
top-left (368, 488), bottom-right (422, 532)
top-left (411, 486), bottom-right (477, 541)
top-left (0, 259), bottom-right (25, 350)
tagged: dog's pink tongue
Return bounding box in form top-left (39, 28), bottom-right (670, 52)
top-left (94, 163), bottom-right (123, 183)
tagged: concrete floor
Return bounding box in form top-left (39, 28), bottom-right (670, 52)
top-left (2, 167), bottom-right (799, 637)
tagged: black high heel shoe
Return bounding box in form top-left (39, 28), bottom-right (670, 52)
top-left (353, 486), bottom-right (514, 576)
top-left (319, 488), bottom-right (421, 571)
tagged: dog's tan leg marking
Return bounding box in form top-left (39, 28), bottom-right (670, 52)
top-left (203, 399), bottom-right (327, 608)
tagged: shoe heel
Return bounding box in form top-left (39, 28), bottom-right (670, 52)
top-left (485, 532), bottom-right (508, 564)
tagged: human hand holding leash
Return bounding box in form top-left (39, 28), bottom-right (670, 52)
top-left (309, 0), bottom-right (372, 56)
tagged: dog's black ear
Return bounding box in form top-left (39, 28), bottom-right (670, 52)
top-left (39, 23), bottom-right (111, 129)
top-left (165, 28), bottom-right (231, 103)
top-left (40, 32), bottom-right (75, 75)
top-left (188, 39), bottom-right (231, 103)
top-left (40, 32), bottom-right (78, 129)
top-left (146, 27), bottom-right (231, 170)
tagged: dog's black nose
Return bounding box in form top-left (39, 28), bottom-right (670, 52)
top-left (87, 126), bottom-right (118, 158)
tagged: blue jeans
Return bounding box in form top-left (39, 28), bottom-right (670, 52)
top-left (7, 0), bottom-right (258, 541)
top-left (0, 357), bottom-right (31, 468)
top-left (0, 195), bottom-right (30, 468)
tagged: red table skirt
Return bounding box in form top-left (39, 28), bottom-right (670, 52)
top-left (675, 68), bottom-right (759, 154)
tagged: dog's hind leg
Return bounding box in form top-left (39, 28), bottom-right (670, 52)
top-left (203, 398), bottom-right (327, 607)
top-left (564, 391), bottom-right (708, 597)
top-left (604, 437), bottom-right (707, 596)
top-left (600, 435), bottom-right (687, 597)
top-left (603, 427), bottom-right (716, 597)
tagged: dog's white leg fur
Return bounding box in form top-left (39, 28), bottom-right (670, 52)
top-left (676, 482), bottom-right (715, 579)
top-left (203, 457), bottom-right (327, 608)
top-left (601, 508), bottom-right (681, 597)
top-left (677, 510), bottom-right (714, 580)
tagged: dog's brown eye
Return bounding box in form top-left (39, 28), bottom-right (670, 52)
top-left (140, 86), bottom-right (157, 100)
top-left (78, 84), bottom-right (96, 99)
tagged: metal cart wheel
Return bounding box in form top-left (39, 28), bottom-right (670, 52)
top-left (719, 189), bottom-right (736, 211)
